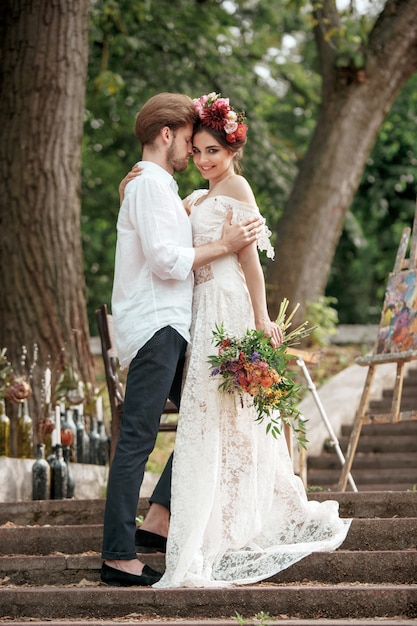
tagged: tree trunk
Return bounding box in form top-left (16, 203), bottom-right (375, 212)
top-left (267, 0), bottom-right (417, 324)
top-left (0, 0), bottom-right (93, 445)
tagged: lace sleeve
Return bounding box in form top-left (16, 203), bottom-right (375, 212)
top-left (184, 189), bottom-right (207, 213)
top-left (231, 202), bottom-right (275, 260)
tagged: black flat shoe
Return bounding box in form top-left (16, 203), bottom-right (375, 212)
top-left (135, 528), bottom-right (167, 553)
top-left (100, 562), bottom-right (162, 586)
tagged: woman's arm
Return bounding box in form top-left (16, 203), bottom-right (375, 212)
top-left (238, 242), bottom-right (282, 347)
top-left (119, 164), bottom-right (140, 204)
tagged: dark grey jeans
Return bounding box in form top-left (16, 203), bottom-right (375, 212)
top-left (101, 326), bottom-right (186, 560)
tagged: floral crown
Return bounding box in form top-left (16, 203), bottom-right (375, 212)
top-left (193, 92), bottom-right (248, 144)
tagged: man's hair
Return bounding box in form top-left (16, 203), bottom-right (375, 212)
top-left (135, 93), bottom-right (198, 147)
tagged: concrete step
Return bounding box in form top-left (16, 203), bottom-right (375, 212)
top-left (1, 549), bottom-right (416, 586)
top-left (0, 497), bottom-right (153, 527)
top-left (0, 492), bottom-right (415, 528)
top-left (2, 611), bottom-right (417, 626)
top-left (308, 451), bottom-right (417, 470)
top-left (368, 399), bottom-right (417, 412)
top-left (0, 518), bottom-right (415, 556)
top-left (308, 483), bottom-right (417, 492)
top-left (340, 420), bottom-right (417, 437)
top-left (330, 434), bottom-right (417, 453)
top-left (0, 584), bottom-right (416, 620)
top-left (0, 494), bottom-right (416, 623)
top-left (307, 467), bottom-right (417, 487)
top-left (307, 490), bottom-right (417, 517)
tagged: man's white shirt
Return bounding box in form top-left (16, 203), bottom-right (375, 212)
top-left (112, 161), bottom-right (195, 368)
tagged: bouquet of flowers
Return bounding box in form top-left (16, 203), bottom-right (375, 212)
top-left (208, 300), bottom-right (314, 447)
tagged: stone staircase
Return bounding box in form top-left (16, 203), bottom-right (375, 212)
top-left (307, 416), bottom-right (417, 491)
top-left (368, 364), bottom-right (417, 415)
top-left (0, 493), bottom-right (416, 625)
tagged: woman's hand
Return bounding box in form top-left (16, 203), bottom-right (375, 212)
top-left (257, 319), bottom-right (283, 348)
top-left (119, 164), bottom-right (142, 203)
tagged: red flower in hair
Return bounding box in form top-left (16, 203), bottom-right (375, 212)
top-left (226, 123), bottom-right (247, 144)
top-left (193, 93), bottom-right (248, 142)
top-left (202, 98), bottom-right (231, 132)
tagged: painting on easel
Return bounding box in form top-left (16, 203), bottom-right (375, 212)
top-left (376, 269), bottom-right (417, 354)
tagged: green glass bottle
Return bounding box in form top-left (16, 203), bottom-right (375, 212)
top-left (0, 400), bottom-right (10, 457)
top-left (17, 400), bottom-right (34, 458)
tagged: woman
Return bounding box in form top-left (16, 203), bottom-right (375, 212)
top-left (122, 93), bottom-right (351, 587)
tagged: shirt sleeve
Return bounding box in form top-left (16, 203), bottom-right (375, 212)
top-left (129, 176), bottom-right (195, 280)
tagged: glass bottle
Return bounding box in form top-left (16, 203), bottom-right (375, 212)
top-left (97, 421), bottom-right (108, 466)
top-left (74, 406), bottom-right (90, 464)
top-left (41, 406), bottom-right (54, 458)
top-left (88, 416), bottom-right (99, 464)
top-left (32, 443), bottom-right (50, 500)
top-left (50, 443), bottom-right (67, 499)
top-left (0, 400), bottom-right (10, 457)
top-left (61, 408), bottom-right (77, 462)
top-left (63, 445), bottom-right (75, 498)
top-left (17, 400), bottom-right (34, 458)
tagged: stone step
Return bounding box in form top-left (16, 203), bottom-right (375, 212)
top-left (1, 549), bottom-right (416, 586)
top-left (332, 434), bottom-right (417, 453)
top-left (0, 584), bottom-right (415, 620)
top-left (0, 518), bottom-right (416, 556)
top-left (0, 492), bottom-right (416, 529)
top-left (307, 467), bottom-right (417, 487)
top-left (368, 399), bottom-right (417, 412)
top-left (309, 483), bottom-right (416, 492)
top-left (340, 420), bottom-right (417, 437)
top-left (0, 498), bottom-right (152, 527)
top-left (0, 617), bottom-right (408, 626)
top-left (308, 451), bottom-right (417, 470)
top-left (307, 490), bottom-right (417, 517)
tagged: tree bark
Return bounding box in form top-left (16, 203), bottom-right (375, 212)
top-left (267, 0), bottom-right (417, 324)
top-left (0, 0), bottom-right (93, 442)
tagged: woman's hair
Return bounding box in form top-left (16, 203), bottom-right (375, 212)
top-left (135, 93), bottom-right (198, 147)
top-left (193, 122), bottom-right (246, 173)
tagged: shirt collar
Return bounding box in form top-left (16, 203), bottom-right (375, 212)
top-left (138, 161), bottom-right (178, 193)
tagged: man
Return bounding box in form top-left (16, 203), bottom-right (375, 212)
top-left (101, 93), bottom-right (262, 586)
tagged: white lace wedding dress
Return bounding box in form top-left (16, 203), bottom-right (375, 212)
top-left (153, 191), bottom-right (351, 588)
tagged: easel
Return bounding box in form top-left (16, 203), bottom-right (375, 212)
top-left (287, 348), bottom-right (358, 492)
top-left (338, 202), bottom-right (417, 492)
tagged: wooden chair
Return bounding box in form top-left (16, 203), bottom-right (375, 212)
top-left (95, 304), bottom-right (177, 463)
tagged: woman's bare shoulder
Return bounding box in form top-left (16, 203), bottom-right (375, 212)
top-left (223, 175), bottom-right (257, 205)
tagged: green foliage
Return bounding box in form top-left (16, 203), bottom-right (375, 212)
top-left (327, 73), bottom-right (417, 324)
top-left (82, 0), bottom-right (417, 333)
top-left (82, 0), bottom-right (304, 330)
top-left (306, 296), bottom-right (339, 346)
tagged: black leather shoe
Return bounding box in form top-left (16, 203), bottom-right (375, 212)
top-left (135, 528), bottom-right (167, 553)
top-left (100, 562), bottom-right (162, 586)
